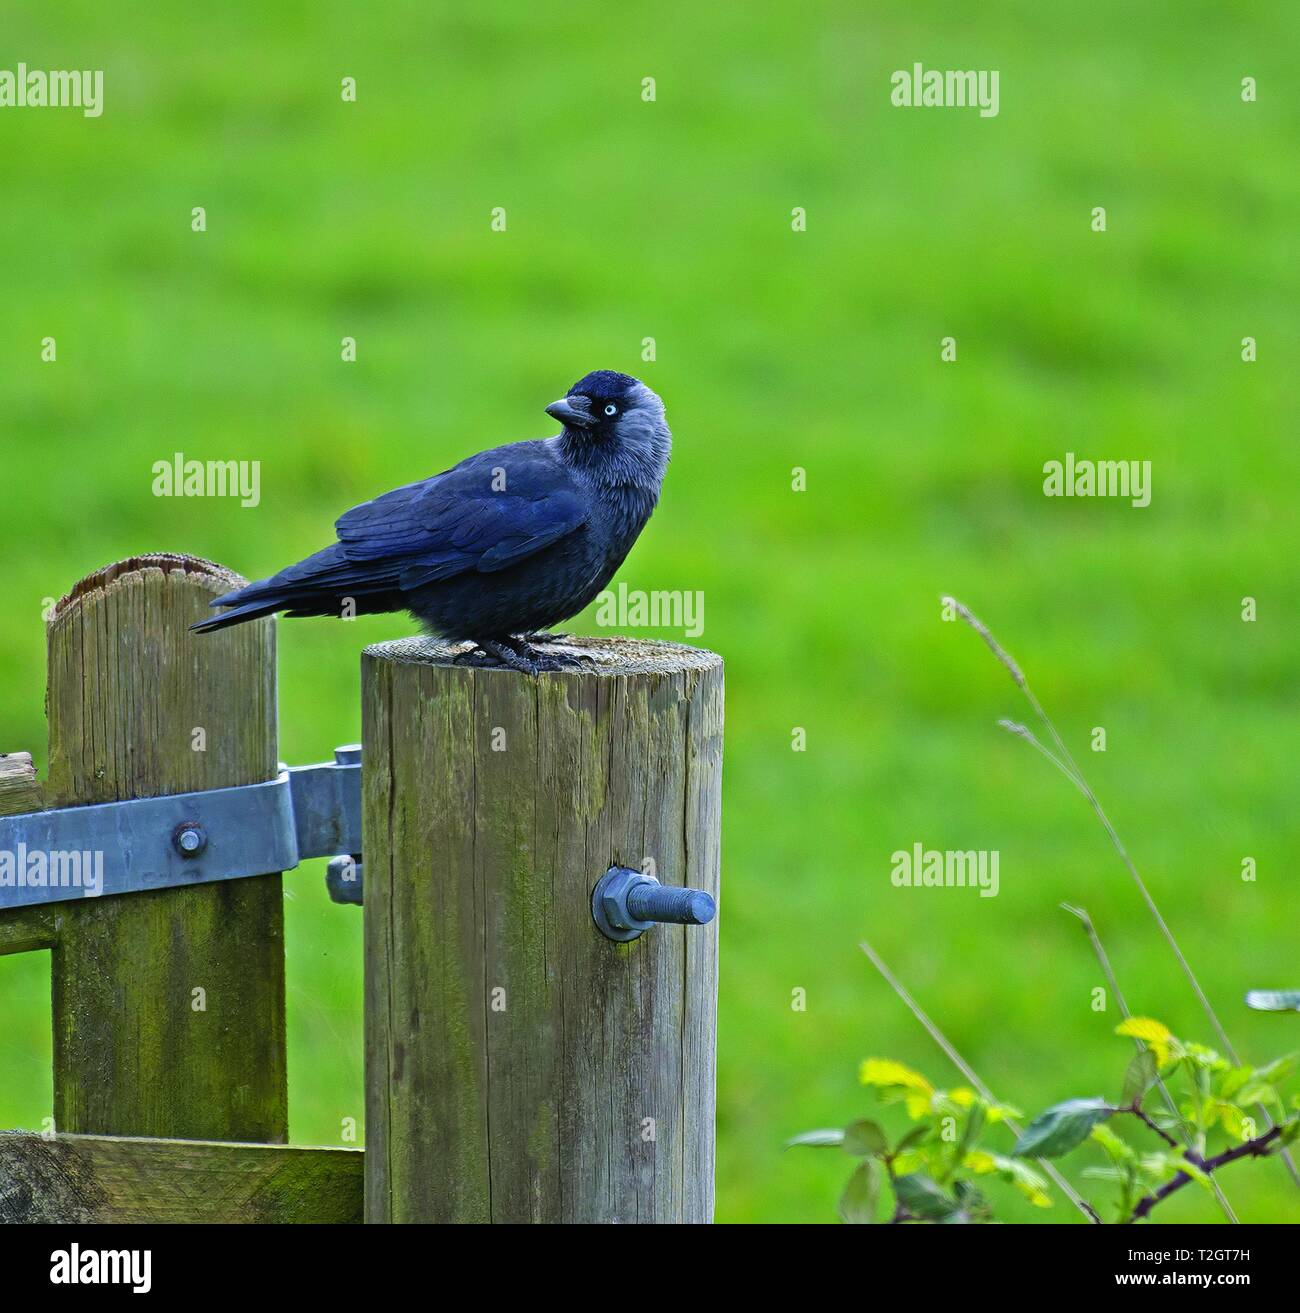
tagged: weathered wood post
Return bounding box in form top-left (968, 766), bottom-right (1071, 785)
top-left (0, 554), bottom-right (287, 1142)
top-left (362, 636), bottom-right (723, 1222)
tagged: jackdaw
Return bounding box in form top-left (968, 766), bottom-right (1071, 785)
top-left (191, 371), bottom-right (671, 672)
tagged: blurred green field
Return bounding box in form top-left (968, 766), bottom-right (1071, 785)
top-left (2, 1), bottom-right (1298, 1222)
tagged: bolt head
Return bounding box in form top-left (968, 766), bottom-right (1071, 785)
top-left (174, 823), bottom-right (207, 857)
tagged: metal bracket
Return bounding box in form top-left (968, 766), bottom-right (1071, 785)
top-left (0, 746), bottom-right (361, 911)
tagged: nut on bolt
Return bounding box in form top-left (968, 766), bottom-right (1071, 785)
top-left (591, 865), bottom-right (716, 942)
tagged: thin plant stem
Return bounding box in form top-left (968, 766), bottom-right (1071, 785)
top-left (945, 595), bottom-right (1300, 1191)
top-left (1061, 902), bottom-right (1239, 1223)
top-left (859, 938), bottom-right (1101, 1224)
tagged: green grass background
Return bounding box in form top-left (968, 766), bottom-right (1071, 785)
top-left (1, 1), bottom-right (1297, 1222)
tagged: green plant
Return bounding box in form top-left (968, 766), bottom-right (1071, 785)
top-left (788, 1058), bottom-right (1047, 1223)
top-left (796, 596), bottom-right (1300, 1224)
top-left (942, 594), bottom-right (1299, 1197)
top-left (792, 1018), bottom-right (1298, 1223)
top-left (1032, 1017), bottom-right (1299, 1223)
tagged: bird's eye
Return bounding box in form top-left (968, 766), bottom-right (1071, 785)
top-left (603, 403), bottom-right (617, 417)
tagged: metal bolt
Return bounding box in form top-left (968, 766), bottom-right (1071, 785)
top-left (591, 866), bottom-right (716, 942)
top-left (334, 744), bottom-right (362, 765)
top-left (327, 854), bottom-right (364, 905)
top-left (173, 823), bottom-right (207, 858)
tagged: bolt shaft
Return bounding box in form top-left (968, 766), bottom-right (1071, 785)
top-left (626, 882), bottom-right (715, 926)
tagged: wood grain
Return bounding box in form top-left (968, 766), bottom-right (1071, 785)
top-left (39, 555), bottom-right (288, 1142)
top-left (363, 636), bottom-right (723, 1222)
top-left (0, 752), bottom-right (43, 817)
top-left (0, 1132), bottom-right (361, 1223)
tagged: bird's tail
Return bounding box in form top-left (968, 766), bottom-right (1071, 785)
top-left (189, 597), bottom-right (288, 633)
top-left (190, 543), bottom-right (401, 634)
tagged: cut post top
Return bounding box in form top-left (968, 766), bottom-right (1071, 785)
top-left (363, 634), bottom-right (722, 677)
top-left (52, 552), bottom-right (251, 623)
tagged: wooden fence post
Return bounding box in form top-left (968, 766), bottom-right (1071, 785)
top-left (4, 554), bottom-right (288, 1142)
top-left (362, 636), bottom-right (723, 1222)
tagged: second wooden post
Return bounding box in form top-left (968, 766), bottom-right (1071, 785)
top-left (362, 636), bottom-right (723, 1223)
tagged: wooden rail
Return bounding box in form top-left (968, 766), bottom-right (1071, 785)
top-left (0, 1133), bottom-right (361, 1223)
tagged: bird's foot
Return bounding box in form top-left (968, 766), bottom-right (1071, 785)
top-left (527, 647), bottom-right (595, 671)
top-left (449, 640), bottom-right (526, 672)
top-left (451, 642), bottom-right (509, 670)
top-left (514, 637), bottom-right (599, 672)
top-left (515, 635), bottom-right (601, 671)
top-left (452, 637), bottom-right (595, 674)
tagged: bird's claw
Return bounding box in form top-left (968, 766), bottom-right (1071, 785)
top-left (452, 646), bottom-right (502, 668)
top-left (527, 648), bottom-right (594, 672)
top-left (454, 638), bottom-right (594, 674)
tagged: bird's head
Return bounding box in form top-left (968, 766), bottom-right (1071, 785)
top-left (546, 370), bottom-right (670, 486)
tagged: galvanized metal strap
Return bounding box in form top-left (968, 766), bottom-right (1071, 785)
top-left (0, 747), bottom-right (361, 910)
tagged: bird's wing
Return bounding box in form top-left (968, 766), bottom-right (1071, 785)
top-left (334, 440), bottom-right (588, 590)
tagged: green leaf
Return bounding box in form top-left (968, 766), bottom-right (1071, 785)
top-left (1013, 1097), bottom-right (1114, 1158)
top-left (953, 1100), bottom-right (986, 1162)
top-left (1216, 1101), bottom-right (1247, 1140)
top-left (1236, 1083), bottom-right (1279, 1107)
top-left (1184, 1042), bottom-right (1225, 1072)
top-left (950, 1179), bottom-right (993, 1221)
top-left (838, 1159), bottom-right (880, 1224)
top-left (893, 1122), bottom-right (930, 1153)
top-left (890, 1148), bottom-right (926, 1175)
top-left (859, 1058), bottom-right (934, 1115)
top-left (1121, 1050), bottom-right (1159, 1105)
top-left (1245, 990), bottom-right (1300, 1013)
top-left (1115, 1017), bottom-right (1175, 1066)
top-left (1250, 1054), bottom-right (1296, 1086)
top-left (985, 1152), bottom-right (1053, 1207)
top-left (1136, 1151), bottom-right (1171, 1183)
top-left (1081, 1165), bottom-right (1126, 1182)
top-left (1218, 1065), bottom-right (1254, 1101)
top-left (895, 1172), bottom-right (958, 1221)
top-left (1091, 1122), bottom-right (1137, 1163)
top-left (842, 1119), bottom-right (888, 1157)
top-left (985, 1100), bottom-right (1024, 1123)
top-left (785, 1128), bottom-right (845, 1149)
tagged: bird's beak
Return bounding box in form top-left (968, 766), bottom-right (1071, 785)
top-left (545, 395), bottom-right (596, 429)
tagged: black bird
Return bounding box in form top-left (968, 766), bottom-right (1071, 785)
top-left (191, 371), bottom-right (671, 672)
